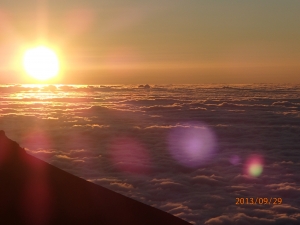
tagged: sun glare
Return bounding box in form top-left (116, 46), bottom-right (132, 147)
top-left (23, 46), bottom-right (59, 81)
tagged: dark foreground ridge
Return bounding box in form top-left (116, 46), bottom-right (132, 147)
top-left (0, 130), bottom-right (191, 225)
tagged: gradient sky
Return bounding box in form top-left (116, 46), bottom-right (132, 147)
top-left (0, 0), bottom-right (299, 84)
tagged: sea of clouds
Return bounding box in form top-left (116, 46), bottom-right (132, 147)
top-left (1, 83), bottom-right (300, 224)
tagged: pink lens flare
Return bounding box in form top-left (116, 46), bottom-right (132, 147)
top-left (167, 122), bottom-right (218, 168)
top-left (21, 171), bottom-right (53, 224)
top-left (64, 7), bottom-right (95, 36)
top-left (22, 128), bottom-right (52, 151)
top-left (103, 48), bottom-right (142, 71)
top-left (108, 136), bottom-right (151, 175)
top-left (21, 154), bottom-right (53, 225)
top-left (229, 155), bottom-right (241, 165)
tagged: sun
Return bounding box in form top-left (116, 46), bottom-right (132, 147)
top-left (23, 46), bottom-right (59, 81)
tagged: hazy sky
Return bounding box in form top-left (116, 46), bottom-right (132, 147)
top-left (0, 0), bottom-right (299, 84)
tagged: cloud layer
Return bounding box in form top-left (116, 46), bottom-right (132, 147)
top-left (1, 84), bottom-right (300, 224)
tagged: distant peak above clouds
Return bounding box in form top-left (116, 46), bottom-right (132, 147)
top-left (0, 130), bottom-right (27, 163)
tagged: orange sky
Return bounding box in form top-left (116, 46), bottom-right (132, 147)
top-left (0, 0), bottom-right (299, 84)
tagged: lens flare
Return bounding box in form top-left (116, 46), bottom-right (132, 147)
top-left (249, 163), bottom-right (263, 177)
top-left (108, 136), bottom-right (151, 174)
top-left (21, 162), bottom-right (52, 225)
top-left (22, 128), bottom-right (52, 151)
top-left (229, 155), bottom-right (241, 165)
top-left (167, 122), bottom-right (218, 168)
top-left (244, 154), bottom-right (264, 177)
top-left (64, 7), bottom-right (95, 36)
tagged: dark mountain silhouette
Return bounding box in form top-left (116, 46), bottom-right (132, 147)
top-left (0, 130), bottom-right (191, 225)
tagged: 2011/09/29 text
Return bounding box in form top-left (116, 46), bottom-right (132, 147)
top-left (236, 198), bottom-right (282, 205)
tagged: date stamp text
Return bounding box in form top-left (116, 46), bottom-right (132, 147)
top-left (236, 197), bottom-right (282, 205)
